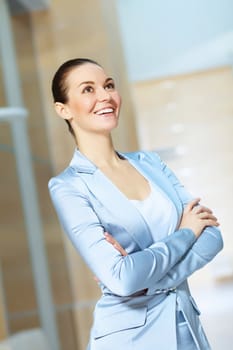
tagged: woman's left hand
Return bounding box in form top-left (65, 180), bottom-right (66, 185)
top-left (104, 232), bottom-right (128, 256)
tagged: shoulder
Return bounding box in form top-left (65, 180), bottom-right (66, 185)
top-left (48, 167), bottom-right (71, 188)
top-left (48, 166), bottom-right (87, 195)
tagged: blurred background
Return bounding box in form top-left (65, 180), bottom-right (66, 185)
top-left (0, 0), bottom-right (232, 349)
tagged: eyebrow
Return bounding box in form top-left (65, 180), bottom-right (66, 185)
top-left (78, 77), bottom-right (114, 87)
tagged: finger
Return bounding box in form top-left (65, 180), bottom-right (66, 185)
top-left (193, 205), bottom-right (212, 214)
top-left (104, 232), bottom-right (128, 256)
top-left (104, 231), bottom-right (111, 237)
top-left (203, 219), bottom-right (220, 227)
top-left (105, 234), bottom-right (120, 249)
top-left (104, 232), bottom-right (115, 244)
top-left (198, 212), bottom-right (218, 221)
top-left (114, 243), bottom-right (128, 256)
top-left (185, 198), bottom-right (201, 212)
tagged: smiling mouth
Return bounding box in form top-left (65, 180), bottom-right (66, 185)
top-left (95, 108), bottom-right (114, 115)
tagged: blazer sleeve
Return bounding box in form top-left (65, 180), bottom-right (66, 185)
top-left (147, 226), bottom-right (223, 293)
top-left (145, 152), bottom-right (223, 293)
top-left (49, 176), bottom-right (197, 297)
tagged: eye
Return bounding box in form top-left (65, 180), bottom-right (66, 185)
top-left (82, 85), bottom-right (94, 93)
top-left (105, 81), bottom-right (115, 90)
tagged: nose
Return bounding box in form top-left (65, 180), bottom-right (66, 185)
top-left (96, 87), bottom-right (111, 101)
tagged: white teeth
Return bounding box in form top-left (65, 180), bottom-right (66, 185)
top-left (95, 108), bottom-right (113, 115)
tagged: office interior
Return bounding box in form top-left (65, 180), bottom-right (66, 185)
top-left (0, 1), bottom-right (233, 349)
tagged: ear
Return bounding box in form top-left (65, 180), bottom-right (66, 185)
top-left (54, 102), bottom-right (71, 120)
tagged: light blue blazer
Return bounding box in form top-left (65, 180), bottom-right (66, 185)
top-left (49, 150), bottom-right (223, 350)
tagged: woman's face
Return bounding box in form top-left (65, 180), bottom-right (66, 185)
top-left (60, 63), bottom-right (121, 136)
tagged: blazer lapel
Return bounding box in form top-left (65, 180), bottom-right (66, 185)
top-left (70, 150), bottom-right (153, 250)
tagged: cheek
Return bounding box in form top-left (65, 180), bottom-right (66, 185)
top-left (114, 93), bottom-right (121, 109)
top-left (70, 98), bottom-right (94, 114)
top-left (81, 97), bottom-right (96, 112)
top-left (118, 96), bottom-right (122, 108)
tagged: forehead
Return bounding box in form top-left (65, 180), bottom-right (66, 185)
top-left (66, 63), bottom-right (109, 86)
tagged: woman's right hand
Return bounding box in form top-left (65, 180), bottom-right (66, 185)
top-left (179, 198), bottom-right (220, 238)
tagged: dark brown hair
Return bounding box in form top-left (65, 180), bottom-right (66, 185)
top-left (51, 58), bottom-right (101, 136)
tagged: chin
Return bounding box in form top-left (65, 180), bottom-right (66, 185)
top-left (99, 121), bottom-right (119, 134)
top-left (102, 117), bottom-right (119, 128)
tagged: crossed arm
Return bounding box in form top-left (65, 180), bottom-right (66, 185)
top-left (104, 199), bottom-right (222, 293)
top-left (103, 152), bottom-right (223, 292)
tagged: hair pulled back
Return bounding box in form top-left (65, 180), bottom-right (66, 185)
top-left (51, 58), bottom-right (100, 137)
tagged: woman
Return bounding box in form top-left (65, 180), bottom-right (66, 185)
top-left (49, 58), bottom-right (223, 350)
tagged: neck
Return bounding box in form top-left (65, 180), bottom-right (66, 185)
top-left (76, 133), bottom-right (120, 168)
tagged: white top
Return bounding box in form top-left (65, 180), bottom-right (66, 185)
top-left (131, 182), bottom-right (179, 241)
